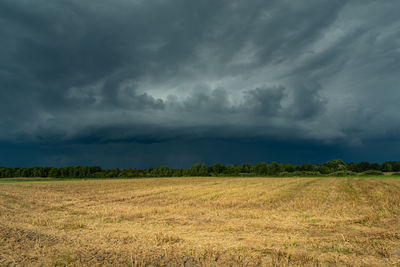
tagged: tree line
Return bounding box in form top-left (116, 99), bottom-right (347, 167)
top-left (1, 160), bottom-right (400, 178)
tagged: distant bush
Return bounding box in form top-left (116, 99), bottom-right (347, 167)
top-left (304, 171), bottom-right (321, 176)
top-left (278, 171), bottom-right (291, 177)
top-left (391, 172), bottom-right (400, 176)
top-left (290, 171), bottom-right (321, 177)
top-left (359, 170), bottom-right (384, 176)
top-left (238, 173), bottom-right (257, 177)
top-left (329, 171), bottom-right (357, 177)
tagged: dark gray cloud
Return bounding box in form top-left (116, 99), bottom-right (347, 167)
top-left (1, 0), bottom-right (400, 166)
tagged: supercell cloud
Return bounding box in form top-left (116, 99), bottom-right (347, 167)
top-left (1, 0), bottom-right (400, 167)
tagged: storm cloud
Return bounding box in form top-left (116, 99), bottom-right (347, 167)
top-left (1, 0), bottom-right (400, 167)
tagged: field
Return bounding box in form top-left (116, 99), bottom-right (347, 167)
top-left (1, 177), bottom-right (400, 266)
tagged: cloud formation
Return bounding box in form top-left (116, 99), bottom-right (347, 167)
top-left (1, 0), bottom-right (400, 163)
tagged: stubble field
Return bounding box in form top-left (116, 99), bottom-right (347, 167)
top-left (0, 177), bottom-right (400, 266)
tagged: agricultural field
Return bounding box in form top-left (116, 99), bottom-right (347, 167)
top-left (0, 177), bottom-right (400, 266)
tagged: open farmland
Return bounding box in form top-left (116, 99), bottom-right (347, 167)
top-left (0, 177), bottom-right (400, 266)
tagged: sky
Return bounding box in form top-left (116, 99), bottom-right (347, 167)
top-left (1, 0), bottom-right (400, 168)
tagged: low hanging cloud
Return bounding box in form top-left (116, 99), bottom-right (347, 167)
top-left (1, 0), bottom-right (400, 147)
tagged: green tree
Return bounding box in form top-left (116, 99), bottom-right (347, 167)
top-left (255, 162), bottom-right (268, 175)
top-left (267, 162), bottom-right (280, 175)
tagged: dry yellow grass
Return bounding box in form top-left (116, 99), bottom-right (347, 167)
top-left (0, 177), bottom-right (400, 266)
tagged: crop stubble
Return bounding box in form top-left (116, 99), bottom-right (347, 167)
top-left (0, 177), bottom-right (399, 266)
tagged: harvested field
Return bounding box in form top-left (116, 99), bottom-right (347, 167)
top-left (0, 177), bottom-right (400, 266)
